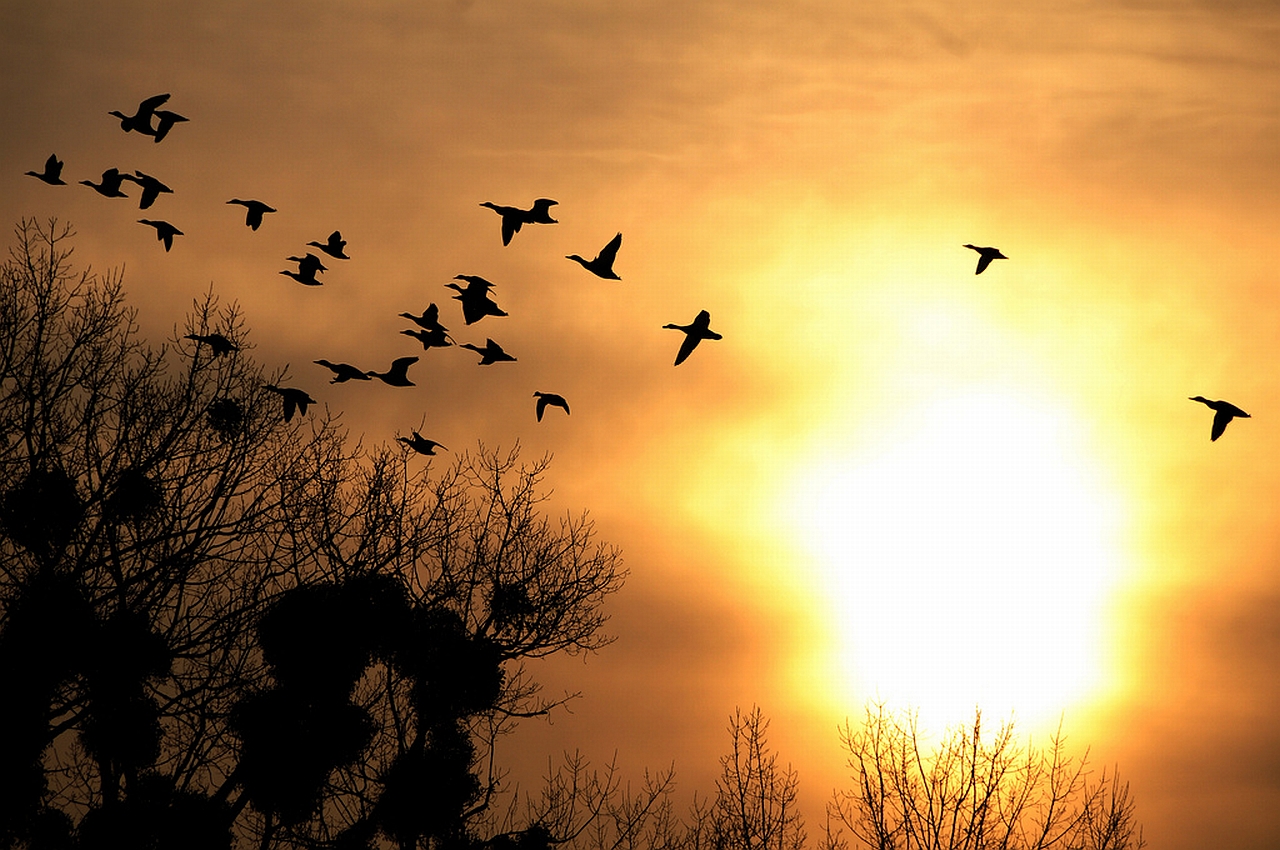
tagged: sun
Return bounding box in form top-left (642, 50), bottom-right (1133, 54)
top-left (786, 386), bottom-right (1125, 733)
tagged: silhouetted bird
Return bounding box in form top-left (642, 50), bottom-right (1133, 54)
top-left (139, 219), bottom-right (183, 251)
top-left (25, 154), bottom-right (66, 185)
top-left (280, 254), bottom-right (326, 286)
top-left (480, 198), bottom-right (558, 245)
top-left (1189, 396), bottom-right (1250, 441)
top-left (533, 392), bottom-right (570, 421)
top-left (126, 170), bottom-right (173, 209)
top-left (400, 303), bottom-right (448, 333)
top-left (964, 244), bottom-right (1008, 274)
top-left (367, 357), bottom-right (419, 386)
top-left (314, 360), bottom-right (371, 383)
top-left (80, 168), bottom-right (130, 198)
top-left (185, 333), bottom-right (238, 357)
top-left (459, 338), bottom-right (516, 365)
top-left (447, 275), bottom-right (508, 325)
top-left (401, 328), bottom-right (452, 350)
top-left (398, 431), bottom-right (446, 456)
top-left (664, 310), bottom-right (722, 366)
top-left (264, 385), bottom-right (316, 422)
top-left (109, 93), bottom-right (170, 134)
top-left (566, 232), bottom-right (622, 280)
top-left (150, 109), bottom-right (188, 142)
top-left (307, 231), bottom-right (349, 259)
top-left (227, 199), bottom-right (276, 230)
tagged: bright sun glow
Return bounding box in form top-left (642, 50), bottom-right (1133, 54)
top-left (787, 386), bottom-right (1125, 733)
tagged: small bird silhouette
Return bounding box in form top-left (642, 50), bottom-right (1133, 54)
top-left (80, 168), bottom-right (130, 198)
top-left (480, 198), bottom-right (558, 245)
top-left (533, 392), bottom-right (570, 421)
top-left (964, 244), bottom-right (1008, 274)
top-left (459, 339), bottom-right (516, 365)
top-left (400, 303), bottom-right (449, 333)
top-left (307, 231), bottom-right (349, 259)
top-left (126, 170), bottom-right (173, 209)
top-left (280, 253), bottom-right (327, 286)
top-left (397, 431), bottom-right (446, 456)
top-left (25, 154), bottom-right (66, 185)
top-left (109, 93), bottom-right (170, 134)
top-left (664, 310), bottom-right (722, 365)
top-left (185, 333), bottom-right (238, 357)
top-left (139, 219), bottom-right (183, 251)
top-left (447, 275), bottom-right (508, 325)
top-left (401, 328), bottom-right (452, 350)
top-left (367, 357), bottom-right (419, 386)
top-left (227, 199), bottom-right (276, 230)
top-left (314, 360), bottom-right (371, 383)
top-left (150, 109), bottom-right (188, 142)
top-left (566, 232), bottom-right (622, 280)
top-left (264, 385), bottom-right (316, 422)
top-left (1189, 396), bottom-right (1250, 441)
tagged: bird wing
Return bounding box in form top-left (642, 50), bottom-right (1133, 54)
top-left (282, 396), bottom-right (296, 422)
top-left (139, 93), bottom-right (171, 113)
top-left (536, 396), bottom-right (547, 421)
top-left (598, 232), bottom-right (622, 265)
top-left (502, 215), bottom-right (519, 246)
top-left (674, 334), bottom-right (701, 366)
top-left (1211, 409), bottom-right (1233, 441)
top-left (975, 255), bottom-right (992, 274)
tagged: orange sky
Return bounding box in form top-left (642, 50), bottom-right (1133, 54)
top-left (5, 2), bottom-right (1280, 846)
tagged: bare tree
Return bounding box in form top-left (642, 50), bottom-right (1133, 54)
top-left (0, 219), bottom-right (626, 850)
top-left (828, 704), bottom-right (1144, 850)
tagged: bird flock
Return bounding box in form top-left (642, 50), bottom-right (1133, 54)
top-left (24, 93), bottom-right (1247, 446)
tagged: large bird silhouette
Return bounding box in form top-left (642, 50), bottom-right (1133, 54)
top-left (1189, 396), bottom-right (1250, 441)
top-left (150, 109), bottom-right (188, 142)
top-left (964, 244), bottom-right (1007, 275)
top-left (367, 357), bottom-right (419, 386)
top-left (227, 199), bottom-right (276, 230)
top-left (80, 168), bottom-right (130, 198)
top-left (126, 170), bottom-right (173, 210)
top-left (264, 385), bottom-right (316, 422)
top-left (185, 333), bottom-right (238, 357)
top-left (480, 198), bottom-right (558, 245)
top-left (25, 154), bottom-right (66, 185)
top-left (533, 392), bottom-right (570, 421)
top-left (566, 232), bottom-right (622, 280)
top-left (663, 310), bottom-right (722, 365)
top-left (314, 360), bottom-right (371, 383)
top-left (109, 93), bottom-right (170, 134)
top-left (139, 219), bottom-right (183, 251)
top-left (398, 431), bottom-right (446, 455)
top-left (307, 231), bottom-right (349, 259)
top-left (447, 275), bottom-right (508, 325)
top-left (280, 253), bottom-right (327, 286)
top-left (459, 339), bottom-right (516, 365)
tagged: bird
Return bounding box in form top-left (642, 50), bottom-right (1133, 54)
top-left (401, 328), bottom-right (452, 350)
top-left (150, 109), bottom-right (188, 142)
top-left (139, 219), bottom-right (183, 251)
top-left (366, 357), bottom-right (419, 386)
top-left (1189, 396), bottom-right (1250, 441)
top-left (533, 392), bottom-right (570, 421)
top-left (446, 275), bottom-right (507, 325)
top-left (313, 360), bottom-right (371, 383)
top-left (459, 338), bottom-right (516, 365)
top-left (109, 93), bottom-right (170, 134)
top-left (80, 168), bottom-right (130, 198)
top-left (566, 232), bottom-right (622, 280)
top-left (25, 154), bottom-right (66, 185)
top-left (307, 231), bottom-right (349, 259)
top-left (663, 310), bottom-right (722, 366)
top-left (964, 244), bottom-right (1008, 274)
top-left (227, 199), bottom-right (276, 230)
top-left (479, 198), bottom-right (558, 245)
top-left (264, 385), bottom-right (316, 422)
top-left (397, 431), bottom-right (446, 456)
top-left (400, 303), bottom-right (448, 333)
top-left (283, 253), bottom-right (328, 283)
top-left (126, 170), bottom-right (173, 209)
top-left (185, 333), bottom-right (238, 357)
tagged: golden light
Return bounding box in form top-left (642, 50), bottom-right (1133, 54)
top-left (783, 305), bottom-right (1129, 733)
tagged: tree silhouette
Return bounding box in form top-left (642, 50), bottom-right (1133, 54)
top-left (0, 219), bottom-right (625, 850)
top-left (828, 704), bottom-right (1145, 850)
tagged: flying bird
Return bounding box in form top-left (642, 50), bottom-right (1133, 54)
top-left (397, 431), bottom-right (446, 456)
top-left (664, 310), bottom-right (722, 366)
top-left (366, 357), bottom-right (419, 386)
top-left (264, 385), bottom-right (316, 422)
top-left (401, 328), bottom-right (452, 350)
top-left (400, 303), bottom-right (448, 332)
top-left (533, 392), bottom-right (570, 421)
top-left (281, 253), bottom-right (327, 284)
top-left (964, 244), bottom-right (1008, 275)
top-left (139, 219), bottom-right (183, 251)
top-left (480, 198), bottom-right (558, 245)
top-left (566, 232), bottom-right (622, 280)
top-left (185, 333), bottom-right (238, 357)
top-left (109, 93), bottom-right (170, 134)
top-left (314, 360), bottom-right (371, 383)
top-left (227, 199), bottom-right (276, 230)
top-left (1189, 396), bottom-right (1250, 441)
top-left (80, 168), bottom-right (130, 198)
top-left (447, 275), bottom-right (508, 324)
top-left (150, 109), bottom-right (188, 142)
top-left (307, 231), bottom-right (349, 259)
top-left (126, 170), bottom-right (173, 209)
top-left (25, 154), bottom-right (66, 185)
top-left (459, 338), bottom-right (516, 365)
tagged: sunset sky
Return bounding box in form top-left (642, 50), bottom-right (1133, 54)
top-left (5, 2), bottom-right (1280, 846)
